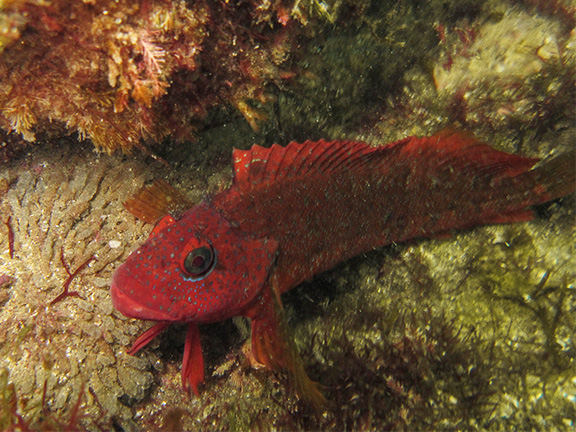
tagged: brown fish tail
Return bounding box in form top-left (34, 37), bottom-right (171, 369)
top-left (525, 149), bottom-right (576, 203)
top-left (481, 148), bottom-right (575, 225)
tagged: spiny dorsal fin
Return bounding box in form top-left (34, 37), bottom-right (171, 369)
top-left (232, 138), bottom-right (403, 191)
top-left (124, 180), bottom-right (194, 224)
top-left (231, 131), bottom-right (542, 192)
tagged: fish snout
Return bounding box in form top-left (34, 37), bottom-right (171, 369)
top-left (110, 263), bottom-right (175, 322)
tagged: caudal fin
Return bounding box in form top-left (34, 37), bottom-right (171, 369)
top-left (524, 149), bottom-right (576, 204)
top-left (481, 148), bottom-right (575, 225)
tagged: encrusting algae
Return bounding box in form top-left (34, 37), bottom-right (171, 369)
top-left (0, 0), bottom-right (575, 430)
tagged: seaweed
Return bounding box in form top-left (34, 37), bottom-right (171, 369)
top-left (0, 0), bottom-right (297, 154)
top-left (50, 249), bottom-right (96, 305)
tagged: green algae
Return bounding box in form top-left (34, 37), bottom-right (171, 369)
top-left (273, 0), bottom-right (483, 141)
top-left (279, 201), bottom-right (574, 430)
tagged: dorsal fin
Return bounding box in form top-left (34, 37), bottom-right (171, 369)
top-left (232, 138), bottom-right (403, 191)
top-left (231, 131), bottom-right (541, 192)
top-left (416, 129), bottom-right (539, 178)
top-left (124, 180), bottom-right (194, 224)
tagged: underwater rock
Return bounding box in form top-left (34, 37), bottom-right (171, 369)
top-left (416, 7), bottom-right (575, 136)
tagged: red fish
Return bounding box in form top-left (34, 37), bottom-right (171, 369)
top-left (110, 130), bottom-right (574, 408)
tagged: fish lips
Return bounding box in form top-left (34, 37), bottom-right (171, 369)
top-left (110, 266), bottom-right (176, 322)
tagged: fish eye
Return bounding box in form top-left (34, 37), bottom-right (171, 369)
top-left (183, 246), bottom-right (215, 277)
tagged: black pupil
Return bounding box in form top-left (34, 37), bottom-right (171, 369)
top-left (191, 256), bottom-right (205, 268)
top-left (184, 246), bottom-right (213, 275)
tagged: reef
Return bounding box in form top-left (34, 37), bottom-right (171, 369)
top-left (0, 0), bottom-right (297, 154)
top-left (0, 0), bottom-right (575, 431)
top-left (390, 0), bottom-right (575, 150)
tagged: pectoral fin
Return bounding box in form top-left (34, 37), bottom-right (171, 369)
top-left (128, 322), bottom-right (170, 355)
top-left (246, 283), bottom-right (327, 411)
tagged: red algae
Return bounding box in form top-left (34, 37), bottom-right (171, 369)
top-left (4, 216), bottom-right (13, 259)
top-left (0, 0), bottom-right (296, 154)
top-left (50, 249), bottom-right (95, 305)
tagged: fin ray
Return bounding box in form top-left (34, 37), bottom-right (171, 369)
top-left (124, 180), bottom-right (194, 224)
top-left (232, 139), bottom-right (392, 192)
top-left (246, 283), bottom-right (327, 411)
top-left (181, 323), bottom-right (204, 395)
top-left (128, 322), bottom-right (170, 355)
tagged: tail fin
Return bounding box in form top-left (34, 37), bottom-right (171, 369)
top-left (486, 148), bottom-right (575, 225)
top-left (524, 149), bottom-right (576, 203)
top-left (398, 130), bottom-right (575, 230)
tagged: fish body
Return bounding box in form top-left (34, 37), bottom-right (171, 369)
top-left (111, 130), bottom-right (574, 407)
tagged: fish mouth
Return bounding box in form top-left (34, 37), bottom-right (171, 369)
top-left (110, 273), bottom-right (175, 322)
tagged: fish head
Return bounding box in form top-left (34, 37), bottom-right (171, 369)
top-left (111, 202), bottom-right (278, 323)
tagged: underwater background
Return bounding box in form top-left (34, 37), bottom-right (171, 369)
top-left (0, 0), bottom-right (574, 430)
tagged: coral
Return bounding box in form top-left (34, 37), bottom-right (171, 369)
top-left (1, 369), bottom-right (95, 432)
top-left (0, 0), bottom-right (296, 154)
top-left (0, 137), bottom-right (165, 430)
